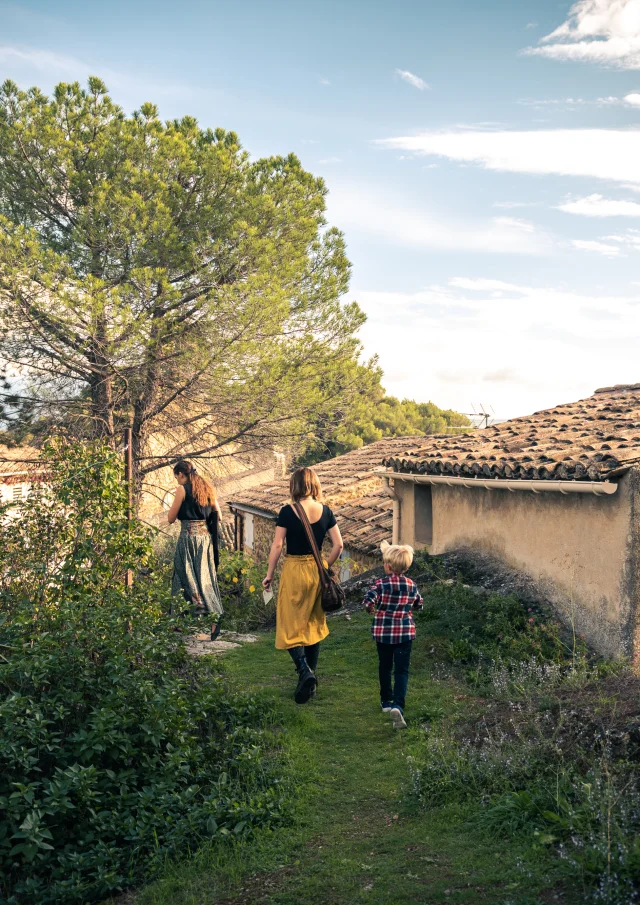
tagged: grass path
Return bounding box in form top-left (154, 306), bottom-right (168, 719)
top-left (135, 613), bottom-right (568, 905)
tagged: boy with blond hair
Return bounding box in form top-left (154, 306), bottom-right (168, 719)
top-left (363, 541), bottom-right (423, 729)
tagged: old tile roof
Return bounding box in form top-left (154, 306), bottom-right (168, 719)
top-left (0, 445), bottom-right (45, 481)
top-left (384, 384), bottom-right (640, 482)
top-left (228, 436), bottom-right (429, 557)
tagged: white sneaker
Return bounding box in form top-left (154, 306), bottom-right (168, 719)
top-left (390, 707), bottom-right (407, 730)
top-left (381, 703), bottom-right (393, 713)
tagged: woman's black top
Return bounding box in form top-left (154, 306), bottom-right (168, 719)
top-left (276, 503), bottom-right (337, 556)
top-left (176, 483), bottom-right (220, 567)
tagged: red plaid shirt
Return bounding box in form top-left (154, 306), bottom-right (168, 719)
top-left (364, 574), bottom-right (423, 644)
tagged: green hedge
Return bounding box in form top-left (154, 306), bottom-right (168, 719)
top-left (0, 440), bottom-right (290, 904)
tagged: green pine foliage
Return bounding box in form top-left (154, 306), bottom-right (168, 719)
top-left (0, 440), bottom-right (291, 904)
top-left (0, 77), bottom-right (377, 478)
top-left (299, 390), bottom-right (471, 465)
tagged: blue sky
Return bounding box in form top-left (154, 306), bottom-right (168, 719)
top-left (2, 0), bottom-right (640, 419)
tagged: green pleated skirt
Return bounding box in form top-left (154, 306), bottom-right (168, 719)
top-left (171, 520), bottom-right (223, 616)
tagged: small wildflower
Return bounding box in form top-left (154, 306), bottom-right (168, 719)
top-left (528, 618), bottom-right (534, 623)
top-left (232, 576), bottom-right (238, 583)
top-left (249, 585), bottom-right (255, 593)
top-left (241, 569), bottom-right (247, 574)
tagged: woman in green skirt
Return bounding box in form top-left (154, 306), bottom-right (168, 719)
top-left (167, 459), bottom-right (223, 634)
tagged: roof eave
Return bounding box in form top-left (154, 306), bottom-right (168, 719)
top-left (383, 472), bottom-right (618, 496)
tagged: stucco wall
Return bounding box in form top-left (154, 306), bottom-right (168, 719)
top-left (394, 472), bottom-right (639, 659)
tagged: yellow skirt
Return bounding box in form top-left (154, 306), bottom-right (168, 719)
top-left (275, 555), bottom-right (329, 649)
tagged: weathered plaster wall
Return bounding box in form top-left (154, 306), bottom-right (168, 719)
top-left (395, 472), bottom-right (639, 659)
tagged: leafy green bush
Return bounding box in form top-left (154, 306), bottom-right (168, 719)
top-left (416, 581), bottom-right (587, 677)
top-left (217, 550), bottom-right (274, 632)
top-left (0, 440), bottom-right (291, 904)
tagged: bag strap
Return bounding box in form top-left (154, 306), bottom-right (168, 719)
top-left (293, 502), bottom-right (328, 587)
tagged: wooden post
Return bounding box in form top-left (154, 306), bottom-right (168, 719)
top-left (124, 427), bottom-right (133, 588)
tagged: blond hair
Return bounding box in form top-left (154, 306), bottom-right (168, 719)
top-left (290, 467), bottom-right (322, 503)
top-left (380, 540), bottom-right (414, 575)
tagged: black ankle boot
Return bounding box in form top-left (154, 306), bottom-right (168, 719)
top-left (289, 647), bottom-right (317, 704)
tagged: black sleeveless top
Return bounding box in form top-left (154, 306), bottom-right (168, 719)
top-left (275, 503), bottom-right (337, 556)
top-left (176, 483), bottom-right (220, 566)
top-left (177, 483), bottom-right (213, 522)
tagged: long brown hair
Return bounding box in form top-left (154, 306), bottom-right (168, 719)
top-left (289, 467), bottom-right (322, 503)
top-left (173, 459), bottom-right (217, 507)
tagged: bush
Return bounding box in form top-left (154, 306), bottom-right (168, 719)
top-left (217, 550), bottom-right (275, 632)
top-left (417, 581), bottom-right (588, 680)
top-left (0, 440), bottom-right (290, 904)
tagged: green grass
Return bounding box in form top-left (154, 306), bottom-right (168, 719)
top-left (125, 612), bottom-right (573, 905)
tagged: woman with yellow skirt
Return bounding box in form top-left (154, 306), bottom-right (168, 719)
top-left (262, 467), bottom-right (344, 703)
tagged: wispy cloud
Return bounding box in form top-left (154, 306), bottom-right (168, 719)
top-left (356, 278), bottom-right (640, 417)
top-left (518, 95), bottom-right (627, 107)
top-left (493, 200), bottom-right (544, 209)
top-left (319, 77), bottom-right (331, 86)
top-left (571, 238), bottom-right (623, 257)
top-left (558, 194), bottom-right (640, 217)
top-left (317, 156), bottom-right (342, 164)
top-left (523, 0), bottom-right (640, 70)
top-left (327, 184), bottom-right (551, 256)
top-left (395, 68), bottom-right (429, 90)
top-left (376, 129), bottom-right (640, 185)
top-left (525, 22), bottom-right (538, 30)
top-left (449, 278), bottom-right (528, 292)
top-left (0, 45), bottom-right (90, 76)
top-left (0, 44), bottom-right (195, 101)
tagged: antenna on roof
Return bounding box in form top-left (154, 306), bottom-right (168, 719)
top-left (463, 403), bottom-right (495, 430)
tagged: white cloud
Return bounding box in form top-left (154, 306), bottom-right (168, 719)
top-left (524, 0), bottom-right (640, 69)
top-left (327, 184), bottom-right (552, 256)
top-left (395, 69), bottom-right (429, 90)
top-left (493, 200), bottom-right (544, 209)
top-left (526, 22), bottom-right (539, 30)
top-left (558, 193), bottom-right (640, 216)
top-left (0, 45), bottom-right (90, 76)
top-left (318, 157), bottom-right (342, 164)
top-left (376, 128), bottom-right (640, 184)
top-left (604, 227), bottom-right (640, 247)
top-left (355, 278), bottom-right (640, 418)
top-left (518, 95), bottom-right (627, 106)
top-left (0, 44), bottom-right (193, 101)
top-left (449, 278), bottom-right (528, 292)
top-left (625, 91), bottom-right (640, 103)
top-left (571, 238), bottom-right (623, 256)
top-left (319, 77), bottom-right (331, 86)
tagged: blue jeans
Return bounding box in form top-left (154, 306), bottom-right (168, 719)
top-left (376, 640), bottom-right (412, 710)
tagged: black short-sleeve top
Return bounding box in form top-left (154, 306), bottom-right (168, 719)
top-left (276, 503), bottom-right (337, 556)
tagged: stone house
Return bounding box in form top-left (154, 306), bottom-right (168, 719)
top-left (383, 383), bottom-right (640, 660)
top-left (228, 437), bottom-right (429, 580)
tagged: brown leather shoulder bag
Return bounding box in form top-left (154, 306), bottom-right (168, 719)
top-left (293, 502), bottom-right (345, 613)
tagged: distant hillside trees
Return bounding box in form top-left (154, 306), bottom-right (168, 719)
top-left (0, 77), bottom-right (377, 488)
top-left (298, 384), bottom-right (471, 465)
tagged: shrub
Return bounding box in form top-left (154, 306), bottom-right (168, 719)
top-left (417, 581), bottom-right (588, 677)
top-left (0, 440), bottom-right (290, 904)
top-left (217, 550), bottom-right (274, 632)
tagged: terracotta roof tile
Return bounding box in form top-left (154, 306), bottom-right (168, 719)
top-left (384, 385), bottom-right (640, 481)
top-left (228, 436), bottom-right (427, 557)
